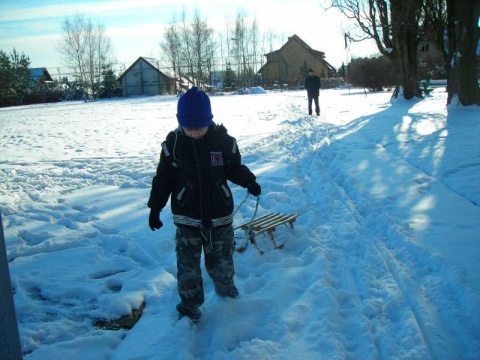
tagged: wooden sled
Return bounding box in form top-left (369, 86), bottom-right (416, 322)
top-left (234, 213), bottom-right (299, 254)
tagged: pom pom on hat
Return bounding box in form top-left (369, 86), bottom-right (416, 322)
top-left (176, 87), bottom-right (213, 128)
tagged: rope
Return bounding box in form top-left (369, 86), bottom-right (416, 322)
top-left (232, 190), bottom-right (260, 226)
top-left (233, 190), bottom-right (260, 251)
top-left (232, 190), bottom-right (250, 217)
top-left (248, 195), bottom-right (260, 226)
top-left (246, 195), bottom-right (260, 243)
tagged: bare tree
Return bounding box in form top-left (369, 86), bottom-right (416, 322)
top-left (58, 14), bottom-right (114, 100)
top-left (161, 9), bottom-right (215, 91)
top-left (329, 0), bottom-right (424, 99)
top-left (191, 9), bottom-right (215, 88)
top-left (231, 10), bottom-right (259, 87)
top-left (158, 7), bottom-right (282, 91)
top-left (179, 10), bottom-right (195, 87)
top-left (262, 30), bottom-right (278, 54)
top-left (59, 15), bottom-right (87, 97)
top-left (160, 20), bottom-right (182, 93)
top-left (92, 23), bottom-right (113, 98)
top-left (250, 18), bottom-right (259, 78)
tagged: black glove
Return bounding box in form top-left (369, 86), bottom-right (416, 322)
top-left (247, 182), bottom-right (261, 196)
top-left (149, 209), bottom-right (163, 231)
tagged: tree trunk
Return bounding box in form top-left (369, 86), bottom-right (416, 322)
top-left (453, 0), bottom-right (480, 105)
top-left (393, 30), bottom-right (422, 99)
top-left (446, 0), bottom-right (480, 105)
top-left (390, 0), bottom-right (423, 100)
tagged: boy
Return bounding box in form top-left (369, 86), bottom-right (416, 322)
top-left (148, 87), bottom-right (261, 322)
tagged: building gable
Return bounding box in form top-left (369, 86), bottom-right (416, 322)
top-left (259, 34), bottom-right (336, 86)
top-left (30, 68), bottom-right (53, 83)
top-left (118, 57), bottom-right (170, 81)
top-left (118, 57), bottom-right (174, 96)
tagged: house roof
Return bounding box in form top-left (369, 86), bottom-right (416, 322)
top-left (118, 57), bottom-right (174, 80)
top-left (30, 68), bottom-right (53, 82)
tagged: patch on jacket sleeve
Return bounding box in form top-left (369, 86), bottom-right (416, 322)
top-left (231, 139), bottom-right (237, 154)
top-left (210, 151), bottom-right (224, 166)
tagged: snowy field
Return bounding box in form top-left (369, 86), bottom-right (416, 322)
top-left (1, 88), bottom-right (479, 360)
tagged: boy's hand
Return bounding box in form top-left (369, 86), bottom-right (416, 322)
top-left (247, 182), bottom-right (261, 197)
top-left (149, 209), bottom-right (163, 231)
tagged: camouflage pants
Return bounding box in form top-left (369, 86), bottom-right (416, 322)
top-left (175, 225), bottom-right (235, 310)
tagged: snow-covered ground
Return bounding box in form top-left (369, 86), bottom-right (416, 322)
top-left (1, 88), bottom-right (479, 360)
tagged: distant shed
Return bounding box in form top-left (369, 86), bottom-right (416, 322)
top-left (118, 57), bottom-right (175, 96)
top-left (30, 68), bottom-right (54, 84)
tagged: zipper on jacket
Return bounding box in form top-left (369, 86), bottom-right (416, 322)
top-left (192, 137), bottom-right (213, 248)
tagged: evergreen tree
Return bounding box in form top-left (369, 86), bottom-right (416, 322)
top-left (59, 77), bottom-right (83, 101)
top-left (0, 49), bottom-right (31, 107)
top-left (99, 65), bottom-right (122, 98)
top-left (0, 50), bottom-right (14, 107)
top-left (223, 62), bottom-right (236, 88)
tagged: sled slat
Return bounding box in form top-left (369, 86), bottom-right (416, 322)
top-left (234, 213), bottom-right (299, 253)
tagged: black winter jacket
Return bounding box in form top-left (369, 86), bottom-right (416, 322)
top-left (147, 123), bottom-right (256, 229)
top-left (304, 75), bottom-right (321, 97)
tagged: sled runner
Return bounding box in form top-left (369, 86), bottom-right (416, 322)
top-left (234, 212), bottom-right (299, 254)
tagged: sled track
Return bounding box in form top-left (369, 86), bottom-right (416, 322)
top-left (321, 163), bottom-right (437, 359)
top-left (237, 99), bottom-right (480, 359)
top-left (243, 107), bottom-right (479, 359)
top-left (309, 117), bottom-right (479, 359)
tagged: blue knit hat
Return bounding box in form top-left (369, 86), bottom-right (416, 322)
top-left (176, 87), bottom-right (213, 128)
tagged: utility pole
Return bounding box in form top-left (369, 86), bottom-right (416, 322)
top-left (0, 210), bottom-right (23, 360)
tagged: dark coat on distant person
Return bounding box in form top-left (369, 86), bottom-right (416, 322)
top-left (304, 74), bottom-right (321, 97)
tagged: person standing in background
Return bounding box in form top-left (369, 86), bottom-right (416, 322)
top-left (304, 68), bottom-right (321, 116)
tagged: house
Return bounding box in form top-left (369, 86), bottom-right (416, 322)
top-left (30, 68), bottom-right (54, 85)
top-left (258, 35), bottom-right (336, 87)
top-left (27, 68), bottom-right (57, 104)
top-left (118, 57), bottom-right (175, 96)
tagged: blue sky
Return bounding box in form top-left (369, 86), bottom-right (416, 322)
top-left (0, 0), bottom-right (378, 72)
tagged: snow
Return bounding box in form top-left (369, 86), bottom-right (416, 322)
top-left (1, 88), bottom-right (479, 360)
